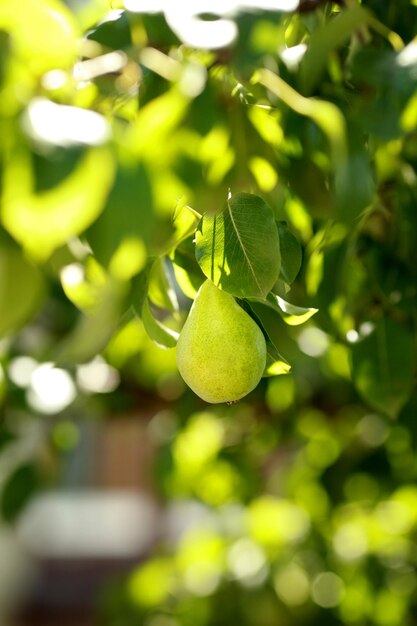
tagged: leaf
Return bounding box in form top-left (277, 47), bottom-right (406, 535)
top-left (171, 236), bottom-right (205, 299)
top-left (277, 221), bottom-right (302, 284)
top-left (242, 301), bottom-right (291, 378)
top-left (142, 299), bottom-right (179, 349)
top-left (148, 257), bottom-right (179, 313)
top-left (351, 318), bottom-right (416, 419)
top-left (195, 193), bottom-right (281, 299)
top-left (260, 293), bottom-right (318, 326)
top-left (274, 296), bottom-right (318, 326)
top-left (1, 463), bottom-right (39, 522)
top-left (167, 200), bottom-right (201, 253)
top-left (87, 10), bottom-right (132, 49)
top-left (55, 281), bottom-right (127, 365)
top-left (0, 0), bottom-right (79, 75)
top-left (253, 70), bottom-right (347, 192)
top-left (2, 147), bottom-right (115, 262)
top-left (131, 257), bottom-right (157, 317)
top-left (130, 258), bottom-right (179, 347)
top-left (264, 341), bottom-right (292, 377)
top-left (87, 162), bottom-right (154, 268)
top-left (299, 4), bottom-right (370, 95)
top-left (0, 246), bottom-right (45, 337)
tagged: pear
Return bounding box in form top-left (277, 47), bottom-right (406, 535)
top-left (176, 279), bottom-right (266, 403)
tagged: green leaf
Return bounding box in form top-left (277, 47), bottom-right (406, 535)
top-left (142, 298), bottom-right (179, 349)
top-left (0, 246), bottom-right (45, 337)
top-left (131, 257), bottom-right (157, 317)
top-left (130, 258), bottom-right (179, 347)
top-left (299, 4), bottom-right (370, 95)
top-left (148, 257), bottom-right (179, 313)
top-left (277, 221), bottom-right (302, 284)
top-left (264, 341), bottom-right (292, 377)
top-left (87, 10), bottom-right (132, 49)
top-left (2, 147), bottom-right (115, 261)
top-left (167, 200), bottom-right (201, 253)
top-left (195, 193), bottom-right (281, 299)
top-left (262, 293), bottom-right (318, 326)
top-left (55, 281), bottom-right (127, 365)
top-left (0, 0), bottom-right (79, 75)
top-left (87, 162), bottom-right (154, 268)
top-left (351, 318), bottom-right (416, 419)
top-left (1, 463), bottom-right (39, 522)
top-left (275, 296), bottom-right (318, 326)
top-left (242, 300), bottom-right (291, 378)
top-left (171, 236), bottom-right (205, 299)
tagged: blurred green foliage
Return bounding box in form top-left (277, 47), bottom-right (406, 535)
top-left (1, 0), bottom-right (417, 624)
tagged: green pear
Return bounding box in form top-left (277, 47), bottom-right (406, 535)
top-left (176, 279), bottom-right (266, 403)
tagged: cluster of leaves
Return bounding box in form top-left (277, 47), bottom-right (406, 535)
top-left (1, 0), bottom-right (417, 624)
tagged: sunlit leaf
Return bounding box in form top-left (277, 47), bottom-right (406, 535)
top-left (253, 69), bottom-right (348, 195)
top-left (195, 193), bottom-right (281, 299)
top-left (0, 246), bottom-right (45, 337)
top-left (0, 0), bottom-right (79, 75)
top-left (274, 295), bottom-right (318, 326)
top-left (351, 318), bottom-right (416, 419)
top-left (261, 293), bottom-right (318, 326)
top-left (171, 237), bottom-right (205, 299)
top-left (264, 341), bottom-right (291, 377)
top-left (2, 148), bottom-right (115, 261)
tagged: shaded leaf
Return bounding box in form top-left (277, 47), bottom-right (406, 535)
top-left (195, 193), bottom-right (281, 299)
top-left (87, 162), bottom-right (154, 268)
top-left (131, 257), bottom-right (157, 317)
top-left (299, 4), bottom-right (370, 95)
top-left (1, 463), bottom-right (39, 522)
top-left (148, 257), bottom-right (179, 313)
top-left (55, 281), bottom-right (127, 365)
top-left (264, 340), bottom-right (292, 377)
top-left (351, 318), bottom-right (416, 419)
top-left (277, 221), bottom-right (302, 284)
top-left (142, 298), bottom-right (178, 349)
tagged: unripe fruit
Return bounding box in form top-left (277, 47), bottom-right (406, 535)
top-left (176, 280), bottom-right (266, 403)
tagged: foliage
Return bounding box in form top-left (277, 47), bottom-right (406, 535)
top-left (1, 0), bottom-right (417, 625)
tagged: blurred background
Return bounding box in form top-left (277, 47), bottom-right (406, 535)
top-left (1, 1), bottom-right (417, 625)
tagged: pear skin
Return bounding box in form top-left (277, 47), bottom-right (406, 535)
top-left (176, 279), bottom-right (266, 403)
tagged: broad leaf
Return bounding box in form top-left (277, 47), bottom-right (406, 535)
top-left (275, 296), bottom-right (318, 326)
top-left (142, 299), bottom-right (179, 349)
top-left (243, 301), bottom-right (292, 378)
top-left (148, 257), bottom-right (179, 313)
top-left (171, 237), bottom-right (205, 299)
top-left (131, 258), bottom-right (157, 317)
top-left (0, 246), bottom-right (45, 337)
top-left (0, 463), bottom-right (39, 522)
top-left (277, 221), bottom-right (302, 285)
top-left (299, 4), bottom-right (370, 95)
top-left (2, 148), bottom-right (115, 261)
top-left (87, 162), bottom-right (154, 268)
top-left (195, 193), bottom-right (281, 299)
top-left (351, 318), bottom-right (416, 419)
top-left (264, 341), bottom-right (292, 377)
top-left (55, 281), bottom-right (127, 364)
top-left (262, 293), bottom-right (318, 326)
